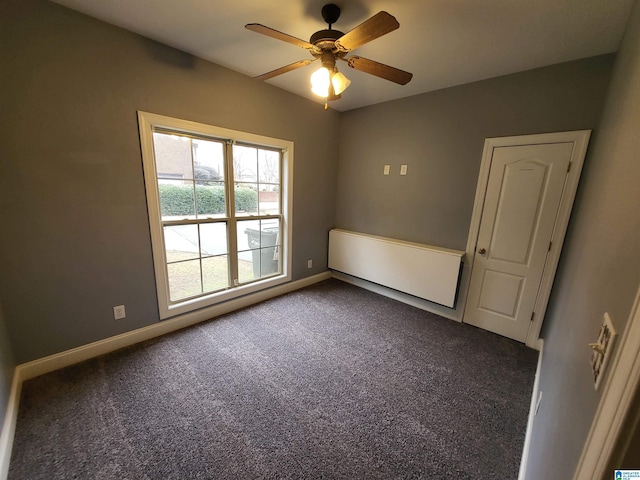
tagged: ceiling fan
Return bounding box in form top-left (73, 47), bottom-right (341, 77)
top-left (246, 4), bottom-right (413, 108)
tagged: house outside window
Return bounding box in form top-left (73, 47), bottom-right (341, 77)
top-left (138, 112), bottom-right (293, 319)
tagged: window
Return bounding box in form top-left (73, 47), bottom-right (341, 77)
top-left (138, 112), bottom-right (292, 319)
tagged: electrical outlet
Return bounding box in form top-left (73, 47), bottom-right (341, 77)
top-left (590, 312), bottom-right (617, 390)
top-left (113, 305), bottom-right (126, 320)
top-left (307, 259), bottom-right (313, 269)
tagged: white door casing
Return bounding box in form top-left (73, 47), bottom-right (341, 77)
top-left (464, 131), bottom-right (590, 347)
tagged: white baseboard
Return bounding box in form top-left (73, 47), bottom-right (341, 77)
top-left (0, 272), bottom-right (331, 479)
top-left (331, 271), bottom-right (461, 322)
top-left (20, 272), bottom-right (332, 381)
top-left (518, 338), bottom-right (544, 480)
top-left (0, 368), bottom-right (22, 480)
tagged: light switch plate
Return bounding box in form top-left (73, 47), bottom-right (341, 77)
top-left (591, 312), bottom-right (617, 390)
top-left (383, 164), bottom-right (390, 175)
top-left (400, 164), bottom-right (408, 175)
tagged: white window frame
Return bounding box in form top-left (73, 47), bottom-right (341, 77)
top-left (138, 111), bottom-right (293, 319)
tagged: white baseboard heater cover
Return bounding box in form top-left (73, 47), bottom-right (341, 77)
top-left (328, 229), bottom-right (464, 308)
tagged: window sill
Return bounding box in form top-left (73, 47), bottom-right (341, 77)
top-left (160, 272), bottom-right (291, 319)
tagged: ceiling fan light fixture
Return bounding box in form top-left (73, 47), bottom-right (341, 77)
top-left (331, 70), bottom-right (351, 96)
top-left (311, 66), bottom-right (331, 97)
top-left (311, 66), bottom-right (350, 98)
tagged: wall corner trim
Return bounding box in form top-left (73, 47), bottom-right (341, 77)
top-left (0, 368), bottom-right (22, 480)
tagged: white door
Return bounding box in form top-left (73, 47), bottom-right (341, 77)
top-left (464, 141), bottom-right (576, 342)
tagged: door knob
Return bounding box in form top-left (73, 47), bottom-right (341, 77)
top-left (478, 248), bottom-right (486, 255)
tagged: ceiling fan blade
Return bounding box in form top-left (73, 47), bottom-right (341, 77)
top-left (336, 12), bottom-right (399, 52)
top-left (245, 24), bottom-right (319, 52)
top-left (254, 59), bottom-right (316, 81)
top-left (345, 56), bottom-right (413, 85)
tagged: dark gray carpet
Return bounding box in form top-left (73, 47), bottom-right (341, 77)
top-left (9, 279), bottom-right (538, 479)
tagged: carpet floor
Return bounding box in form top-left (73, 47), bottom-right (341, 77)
top-left (9, 279), bottom-right (538, 479)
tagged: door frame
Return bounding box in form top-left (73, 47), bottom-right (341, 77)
top-left (462, 130), bottom-right (591, 348)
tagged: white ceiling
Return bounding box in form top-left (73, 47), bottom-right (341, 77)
top-left (50, 0), bottom-right (634, 112)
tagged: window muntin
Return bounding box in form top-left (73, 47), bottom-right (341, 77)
top-left (138, 112), bottom-right (292, 319)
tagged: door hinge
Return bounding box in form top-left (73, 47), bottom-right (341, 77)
top-left (567, 162), bottom-right (572, 173)
top-left (531, 311), bottom-right (535, 322)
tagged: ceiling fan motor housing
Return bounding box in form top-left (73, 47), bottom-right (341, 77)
top-left (311, 4), bottom-right (344, 51)
top-left (310, 29), bottom-right (344, 50)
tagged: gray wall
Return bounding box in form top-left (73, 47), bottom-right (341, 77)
top-left (2, 1), bottom-right (638, 476)
top-left (0, 0), bottom-right (339, 363)
top-left (0, 302), bottom-right (15, 440)
top-left (336, 55), bottom-right (614, 251)
top-left (525, 1), bottom-right (640, 478)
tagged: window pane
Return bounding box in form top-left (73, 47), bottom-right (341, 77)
top-left (153, 132), bottom-right (194, 180)
top-left (237, 219), bottom-right (280, 283)
top-left (237, 218), bottom-right (259, 284)
top-left (159, 180), bottom-right (196, 221)
top-left (202, 255), bottom-right (229, 292)
top-left (258, 149), bottom-right (280, 215)
top-left (192, 138), bottom-right (224, 182)
top-left (237, 254), bottom-right (256, 284)
top-left (200, 222), bottom-right (228, 257)
top-left (168, 259), bottom-right (202, 301)
top-left (235, 185), bottom-right (258, 216)
top-left (260, 219), bottom-right (280, 247)
top-left (196, 181), bottom-right (226, 218)
top-left (233, 145), bottom-right (257, 183)
top-left (259, 186), bottom-right (280, 215)
top-left (260, 221), bottom-right (280, 277)
top-left (164, 225), bottom-right (199, 262)
top-left (237, 219), bottom-right (260, 250)
top-left (237, 257), bottom-right (257, 284)
top-left (258, 149), bottom-right (280, 184)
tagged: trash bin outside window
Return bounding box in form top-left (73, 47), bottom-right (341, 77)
top-left (244, 227), bottom-right (279, 278)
